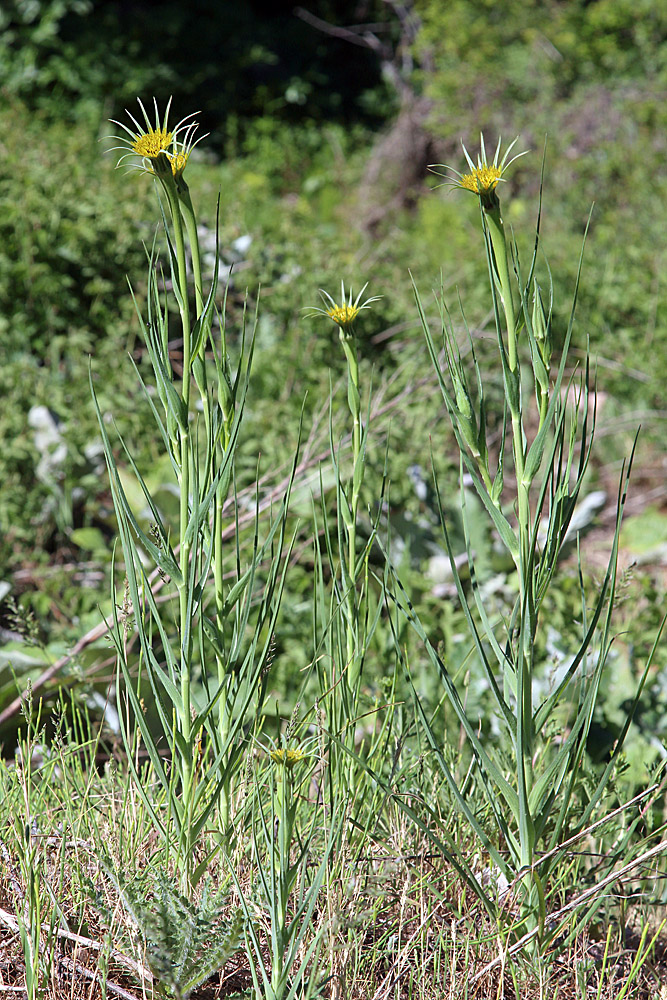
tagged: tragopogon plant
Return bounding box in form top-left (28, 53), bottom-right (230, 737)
top-left (396, 136), bottom-right (656, 939)
top-left (231, 722), bottom-right (335, 1000)
top-left (95, 98), bottom-right (297, 887)
top-left (307, 284), bottom-right (382, 758)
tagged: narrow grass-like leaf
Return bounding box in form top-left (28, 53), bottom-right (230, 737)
top-left (384, 558), bottom-right (519, 818)
top-left (413, 275), bottom-right (519, 558)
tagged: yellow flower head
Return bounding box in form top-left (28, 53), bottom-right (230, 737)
top-left (307, 281), bottom-right (381, 338)
top-left (270, 747), bottom-right (306, 768)
top-left (132, 126), bottom-right (173, 160)
top-left (459, 164), bottom-right (502, 195)
top-left (168, 151), bottom-right (189, 178)
top-left (432, 135), bottom-right (527, 207)
top-left (327, 303), bottom-right (360, 328)
top-left (107, 97), bottom-right (207, 180)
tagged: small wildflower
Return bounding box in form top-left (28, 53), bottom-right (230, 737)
top-left (107, 97), bottom-right (207, 180)
top-left (132, 126), bottom-right (172, 159)
top-left (432, 134), bottom-right (527, 208)
top-left (168, 151), bottom-right (189, 178)
top-left (270, 747), bottom-right (306, 768)
top-left (307, 281), bottom-right (381, 338)
top-left (166, 117), bottom-right (201, 179)
top-left (459, 164), bottom-right (502, 195)
top-left (329, 303), bottom-right (359, 328)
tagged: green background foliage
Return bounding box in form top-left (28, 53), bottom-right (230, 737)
top-left (1, 0), bottom-right (665, 784)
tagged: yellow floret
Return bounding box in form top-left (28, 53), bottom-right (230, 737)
top-left (326, 304), bottom-right (360, 329)
top-left (270, 748), bottom-right (306, 767)
top-left (168, 152), bottom-right (189, 177)
top-left (132, 128), bottom-right (173, 159)
top-left (460, 165), bottom-right (502, 194)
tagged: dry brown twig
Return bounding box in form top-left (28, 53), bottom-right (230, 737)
top-left (471, 837), bottom-right (667, 983)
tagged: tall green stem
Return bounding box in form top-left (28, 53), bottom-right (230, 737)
top-left (270, 762), bottom-right (295, 998)
top-left (178, 177), bottom-right (235, 827)
top-left (340, 334), bottom-right (363, 698)
top-left (484, 193), bottom-right (536, 910)
top-left (484, 198), bottom-right (530, 573)
top-left (485, 200), bottom-right (518, 373)
top-left (161, 174), bottom-right (195, 880)
top-left (178, 180), bottom-right (214, 448)
top-left (177, 183), bottom-right (204, 318)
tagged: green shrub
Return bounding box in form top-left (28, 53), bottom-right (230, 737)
top-left (0, 101), bottom-right (152, 359)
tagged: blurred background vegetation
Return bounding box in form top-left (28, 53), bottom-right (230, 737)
top-left (1, 0), bottom-right (666, 782)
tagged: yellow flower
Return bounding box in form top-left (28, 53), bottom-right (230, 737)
top-left (132, 126), bottom-right (173, 160)
top-left (168, 151), bottom-right (189, 178)
top-left (432, 135), bottom-right (527, 206)
top-left (307, 281), bottom-right (380, 337)
top-left (327, 302), bottom-right (361, 328)
top-left (270, 747), bottom-right (306, 768)
top-left (108, 97), bottom-right (206, 179)
top-left (459, 164), bottom-right (502, 195)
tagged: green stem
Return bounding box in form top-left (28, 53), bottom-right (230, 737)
top-left (271, 767), bottom-right (294, 998)
top-left (478, 460), bottom-right (494, 499)
top-left (485, 198), bottom-right (530, 573)
top-left (178, 180), bottom-right (214, 455)
top-left (177, 182), bottom-right (204, 317)
top-left (213, 409), bottom-right (232, 825)
top-left (538, 384), bottom-right (549, 430)
top-left (340, 334), bottom-right (362, 697)
top-left (160, 173), bottom-right (194, 882)
top-left (485, 201), bottom-right (518, 372)
top-left (178, 431), bottom-right (192, 738)
top-left (165, 188), bottom-right (192, 411)
top-left (483, 192), bottom-right (538, 904)
top-left (182, 178), bottom-right (234, 825)
top-left (182, 190), bottom-right (235, 829)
